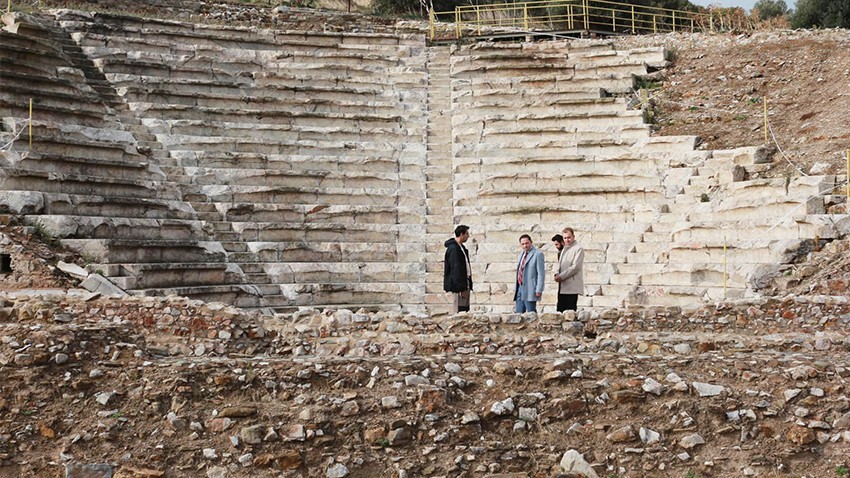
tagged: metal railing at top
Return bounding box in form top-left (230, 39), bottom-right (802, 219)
top-left (429, 0), bottom-right (711, 40)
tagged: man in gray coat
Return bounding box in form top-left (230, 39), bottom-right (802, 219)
top-left (514, 234), bottom-right (545, 313)
top-left (552, 227), bottom-right (584, 312)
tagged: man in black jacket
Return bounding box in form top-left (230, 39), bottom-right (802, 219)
top-left (444, 225), bottom-right (472, 313)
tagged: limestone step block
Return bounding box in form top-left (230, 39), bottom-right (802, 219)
top-left (185, 168), bottom-right (424, 190)
top-left (619, 47), bottom-right (670, 68)
top-left (31, 192), bottom-right (196, 220)
top-left (633, 242), bottom-right (671, 255)
top-left (188, 186), bottom-right (423, 211)
top-left (633, 136), bottom-right (699, 155)
top-left (709, 146), bottom-right (771, 167)
top-left (0, 168), bottom-right (174, 200)
top-left (590, 294), bottom-right (625, 308)
top-left (669, 217), bottom-right (836, 244)
top-left (453, 87), bottom-right (606, 106)
top-left (253, 69), bottom-right (427, 91)
top-left (126, 102), bottom-right (418, 130)
top-left (642, 231), bottom-right (673, 243)
top-left (228, 222), bottom-right (424, 243)
top-left (453, 110), bottom-right (645, 132)
top-left (452, 75), bottom-right (637, 96)
top-left (61, 239), bottom-right (226, 264)
top-left (454, 97), bottom-right (628, 116)
top-left (722, 175), bottom-right (835, 199)
top-left (0, 19), bottom-right (63, 48)
top-left (662, 166), bottom-right (698, 197)
top-left (454, 154), bottom-right (659, 175)
top-left (683, 176), bottom-right (719, 191)
top-left (614, 262), bottom-right (666, 276)
top-left (116, 87), bottom-right (420, 117)
top-left (453, 125), bottom-right (651, 147)
top-left (109, 262), bottom-right (232, 290)
top-left (667, 243), bottom-right (784, 265)
top-left (0, 33), bottom-right (68, 71)
top-left (241, 272), bottom-right (274, 285)
top-left (221, 241), bottom-right (249, 253)
top-left (0, 72), bottom-right (107, 114)
top-left (0, 95), bottom-right (112, 128)
top-left (257, 282), bottom-right (423, 309)
top-left (18, 152), bottom-right (163, 184)
top-left (625, 285), bottom-right (749, 306)
top-left (21, 126), bottom-right (144, 163)
top-left (63, 12), bottom-right (425, 49)
top-left (128, 283), bottom-right (257, 304)
top-left (453, 173), bottom-right (663, 194)
top-left (110, 75), bottom-right (424, 106)
top-left (452, 205), bottom-right (642, 226)
top-left (625, 251), bottom-right (662, 264)
top-left (455, 189), bottom-right (666, 210)
top-left (206, 201), bottom-right (424, 224)
top-left (169, 151), bottom-right (417, 172)
top-left (639, 267), bottom-right (748, 289)
top-left (260, 262), bottom-right (422, 284)
top-left (31, 215), bottom-right (202, 241)
top-left (232, 241), bottom-right (425, 263)
top-left (666, 196), bottom-right (822, 219)
top-left (155, 119), bottom-right (425, 144)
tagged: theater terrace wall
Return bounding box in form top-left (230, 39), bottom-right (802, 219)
top-left (0, 10), bottom-right (846, 314)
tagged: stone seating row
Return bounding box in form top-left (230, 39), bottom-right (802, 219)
top-left (57, 11), bottom-right (424, 48)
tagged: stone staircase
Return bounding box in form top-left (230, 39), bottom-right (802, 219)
top-left (52, 10), bottom-right (430, 311)
top-left (0, 12), bottom-right (243, 301)
top-left (448, 39), bottom-right (848, 312)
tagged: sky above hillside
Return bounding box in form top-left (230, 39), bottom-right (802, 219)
top-left (689, 0), bottom-right (797, 10)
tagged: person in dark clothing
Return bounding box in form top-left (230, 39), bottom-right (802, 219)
top-left (444, 225), bottom-right (472, 313)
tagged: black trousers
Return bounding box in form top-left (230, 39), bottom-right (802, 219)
top-left (557, 294), bottom-right (578, 312)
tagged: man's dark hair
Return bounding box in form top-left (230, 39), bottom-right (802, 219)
top-left (552, 234), bottom-right (564, 243)
top-left (454, 225), bottom-right (470, 237)
top-left (519, 234), bottom-right (532, 243)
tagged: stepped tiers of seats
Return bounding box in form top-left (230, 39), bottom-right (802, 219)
top-left (1, 11), bottom-right (847, 314)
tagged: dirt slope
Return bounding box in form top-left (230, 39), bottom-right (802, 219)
top-left (619, 29), bottom-right (850, 177)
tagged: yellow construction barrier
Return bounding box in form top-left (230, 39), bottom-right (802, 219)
top-left (430, 0), bottom-right (709, 40)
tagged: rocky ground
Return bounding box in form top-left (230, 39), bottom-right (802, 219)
top-left (3, 219), bottom-right (850, 478)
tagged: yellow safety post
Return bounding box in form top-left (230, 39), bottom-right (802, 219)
top-left (763, 97), bottom-right (768, 144)
top-left (523, 3), bottom-right (528, 31)
top-left (611, 9), bottom-right (615, 31)
top-left (583, 0), bottom-right (589, 30)
top-left (631, 6), bottom-right (635, 33)
top-left (723, 236), bottom-right (727, 300)
top-left (568, 4), bottom-right (573, 29)
top-left (455, 9), bottom-right (460, 39)
top-left (476, 6), bottom-right (480, 35)
top-left (29, 98), bottom-right (33, 149)
top-left (846, 150), bottom-right (849, 198)
top-left (690, 17), bottom-right (694, 32)
top-left (429, 9), bottom-right (435, 41)
top-left (672, 10), bottom-right (676, 32)
top-left (7, 0), bottom-right (11, 14)
top-left (653, 15), bottom-right (657, 33)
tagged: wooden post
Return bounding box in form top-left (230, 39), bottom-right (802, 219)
top-left (763, 97), bottom-right (769, 144)
top-left (723, 236), bottom-right (727, 300)
top-left (28, 98), bottom-right (33, 149)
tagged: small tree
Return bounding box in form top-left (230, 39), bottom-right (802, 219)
top-left (790, 0), bottom-right (850, 28)
top-left (753, 0), bottom-right (788, 20)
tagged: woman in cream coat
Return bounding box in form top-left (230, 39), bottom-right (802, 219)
top-left (553, 227), bottom-right (584, 312)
